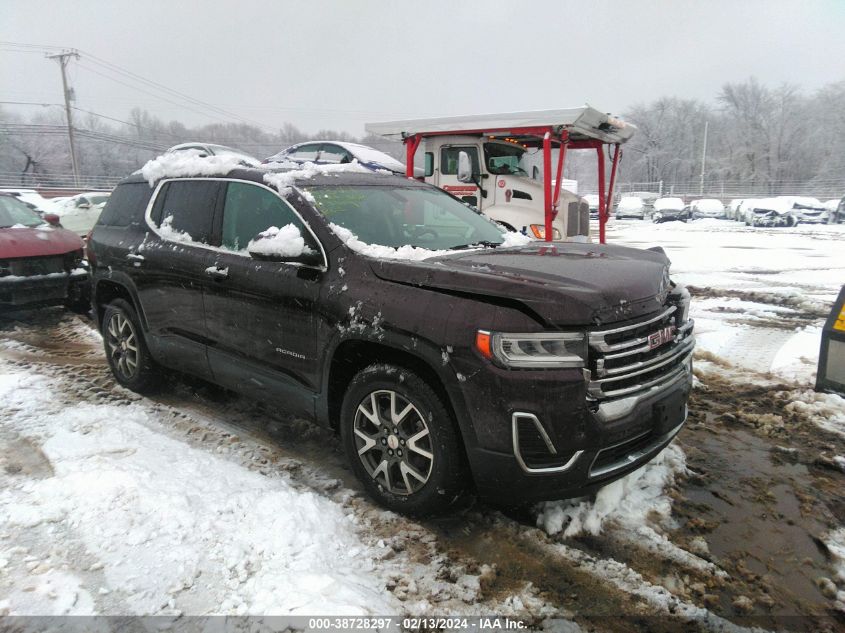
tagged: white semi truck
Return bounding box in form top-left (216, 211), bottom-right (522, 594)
top-left (366, 107), bottom-right (636, 243)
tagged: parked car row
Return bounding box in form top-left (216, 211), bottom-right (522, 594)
top-left (600, 193), bottom-right (844, 225)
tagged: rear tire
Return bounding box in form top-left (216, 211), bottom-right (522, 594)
top-left (340, 364), bottom-right (467, 516)
top-left (102, 299), bottom-right (161, 394)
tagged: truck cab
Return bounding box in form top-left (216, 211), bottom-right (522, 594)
top-left (366, 106), bottom-right (635, 246)
top-left (420, 136), bottom-right (586, 241)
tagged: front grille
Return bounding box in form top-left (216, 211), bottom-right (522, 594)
top-left (7, 256), bottom-right (66, 277)
top-left (588, 304), bottom-right (694, 400)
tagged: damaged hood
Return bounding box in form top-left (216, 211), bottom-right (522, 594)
top-left (369, 242), bottom-right (673, 326)
top-left (0, 226), bottom-right (83, 259)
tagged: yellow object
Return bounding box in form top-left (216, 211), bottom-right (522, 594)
top-left (834, 305), bottom-right (845, 331)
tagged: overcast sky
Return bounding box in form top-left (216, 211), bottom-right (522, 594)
top-left (2, 0), bottom-right (844, 136)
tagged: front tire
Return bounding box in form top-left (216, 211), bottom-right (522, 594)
top-left (102, 299), bottom-right (160, 394)
top-left (340, 364), bottom-right (467, 516)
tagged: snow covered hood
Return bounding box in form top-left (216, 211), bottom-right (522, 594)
top-left (0, 226), bottom-right (83, 258)
top-left (369, 242), bottom-right (673, 326)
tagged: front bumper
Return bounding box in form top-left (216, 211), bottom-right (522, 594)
top-left (468, 364), bottom-right (690, 504)
top-left (0, 267), bottom-right (88, 310)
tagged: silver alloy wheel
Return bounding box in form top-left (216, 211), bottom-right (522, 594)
top-left (106, 312), bottom-right (139, 381)
top-left (353, 389), bottom-right (434, 495)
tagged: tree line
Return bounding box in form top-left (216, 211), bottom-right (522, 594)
top-left (1, 77), bottom-right (843, 196)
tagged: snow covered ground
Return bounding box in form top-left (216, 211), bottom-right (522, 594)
top-left (1, 217), bottom-right (844, 629)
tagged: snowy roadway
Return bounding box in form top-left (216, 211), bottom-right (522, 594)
top-left (0, 219), bottom-right (844, 631)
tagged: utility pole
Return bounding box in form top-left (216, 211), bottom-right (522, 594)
top-left (699, 120), bottom-right (708, 197)
top-left (46, 50), bottom-right (80, 186)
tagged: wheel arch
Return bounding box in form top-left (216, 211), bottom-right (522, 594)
top-left (323, 339), bottom-right (477, 457)
top-left (92, 276), bottom-right (146, 332)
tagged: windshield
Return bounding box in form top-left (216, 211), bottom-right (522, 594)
top-left (0, 196), bottom-right (44, 228)
top-left (306, 185), bottom-right (508, 250)
top-left (483, 143), bottom-right (527, 176)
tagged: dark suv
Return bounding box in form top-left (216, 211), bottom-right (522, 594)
top-left (88, 165), bottom-right (694, 515)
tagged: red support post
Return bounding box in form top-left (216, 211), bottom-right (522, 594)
top-left (597, 146), bottom-right (607, 245)
top-left (404, 134), bottom-right (421, 179)
top-left (552, 131), bottom-right (568, 218)
top-left (543, 131), bottom-right (553, 242)
top-left (606, 144), bottom-right (621, 235)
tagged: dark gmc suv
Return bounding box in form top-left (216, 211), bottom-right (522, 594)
top-left (88, 166), bottom-right (694, 515)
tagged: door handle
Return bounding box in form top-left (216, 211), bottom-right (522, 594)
top-left (126, 253), bottom-right (144, 265)
top-left (204, 265), bottom-right (229, 280)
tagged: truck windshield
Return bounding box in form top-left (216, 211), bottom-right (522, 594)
top-left (306, 185), bottom-right (508, 250)
top-left (484, 143), bottom-right (528, 176)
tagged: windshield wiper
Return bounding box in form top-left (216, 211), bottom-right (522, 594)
top-left (450, 240), bottom-right (502, 250)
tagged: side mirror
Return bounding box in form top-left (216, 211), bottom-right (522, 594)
top-left (457, 151), bottom-right (473, 183)
top-left (77, 202), bottom-right (91, 210)
top-left (249, 247), bottom-right (323, 267)
top-left (43, 213), bottom-right (62, 227)
top-left (247, 226), bottom-right (323, 267)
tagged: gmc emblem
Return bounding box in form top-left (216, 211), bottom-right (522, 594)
top-left (648, 326), bottom-right (676, 350)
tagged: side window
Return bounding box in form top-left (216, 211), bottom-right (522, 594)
top-left (424, 152), bottom-right (434, 177)
top-left (319, 144), bottom-right (352, 164)
top-left (152, 180), bottom-right (220, 244)
top-left (440, 146), bottom-right (480, 175)
top-left (97, 183), bottom-right (153, 227)
top-left (221, 182), bottom-right (313, 252)
top-left (291, 144), bottom-right (321, 161)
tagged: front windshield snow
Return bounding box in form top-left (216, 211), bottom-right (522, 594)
top-left (306, 185), bottom-right (509, 250)
top-left (484, 142), bottom-right (528, 176)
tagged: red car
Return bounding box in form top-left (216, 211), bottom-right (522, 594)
top-left (0, 193), bottom-right (89, 312)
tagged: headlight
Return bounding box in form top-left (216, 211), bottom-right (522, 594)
top-left (476, 330), bottom-right (586, 368)
top-left (529, 225), bottom-right (562, 240)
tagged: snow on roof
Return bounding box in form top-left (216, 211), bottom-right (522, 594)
top-left (366, 106), bottom-right (636, 144)
top-left (262, 161), bottom-right (372, 195)
top-left (333, 142), bottom-right (406, 172)
top-left (690, 199), bottom-right (724, 212)
top-left (140, 151), bottom-right (253, 187)
top-left (653, 197), bottom-right (685, 211)
top-left (617, 196), bottom-right (644, 211)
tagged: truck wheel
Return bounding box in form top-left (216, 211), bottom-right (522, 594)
top-left (102, 299), bottom-right (160, 394)
top-left (340, 364), bottom-right (467, 516)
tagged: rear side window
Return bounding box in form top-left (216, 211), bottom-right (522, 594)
top-left (151, 180), bottom-right (221, 244)
top-left (221, 182), bottom-right (312, 252)
top-left (97, 183), bottom-right (153, 227)
top-left (290, 144), bottom-right (320, 161)
top-left (318, 144), bottom-right (352, 164)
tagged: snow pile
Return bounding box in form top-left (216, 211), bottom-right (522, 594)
top-left (140, 151), bottom-right (250, 187)
top-left (330, 223), bottom-right (530, 261)
top-left (157, 215), bottom-right (194, 243)
top-left (246, 224), bottom-right (308, 258)
top-left (827, 528), bottom-right (845, 584)
top-left (536, 444), bottom-right (686, 538)
top-left (263, 161), bottom-right (371, 196)
top-left (501, 231), bottom-right (532, 247)
top-left (0, 366), bottom-right (399, 616)
top-left (769, 325), bottom-right (821, 382)
top-left (784, 390), bottom-right (845, 437)
top-left (330, 223), bottom-right (457, 261)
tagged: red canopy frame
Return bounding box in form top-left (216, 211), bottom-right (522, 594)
top-left (402, 127), bottom-right (622, 244)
